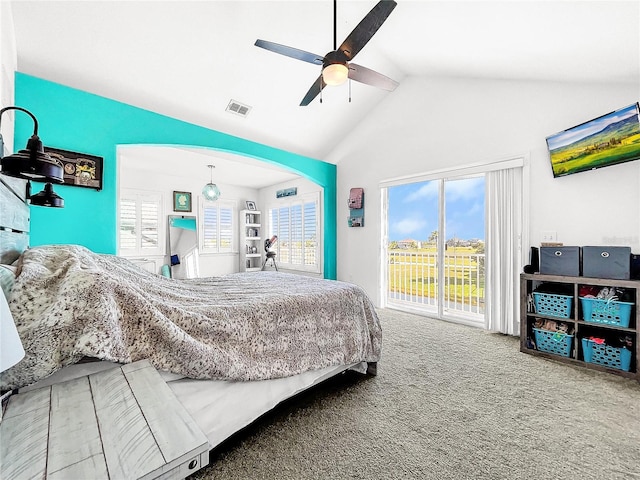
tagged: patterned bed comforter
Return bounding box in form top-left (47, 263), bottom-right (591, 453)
top-left (1, 245), bottom-right (381, 390)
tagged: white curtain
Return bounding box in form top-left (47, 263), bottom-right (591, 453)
top-left (485, 167), bottom-right (523, 335)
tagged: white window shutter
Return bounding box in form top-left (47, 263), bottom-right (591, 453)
top-left (200, 200), bottom-right (236, 254)
top-left (267, 194), bottom-right (319, 272)
top-left (118, 191), bottom-right (162, 256)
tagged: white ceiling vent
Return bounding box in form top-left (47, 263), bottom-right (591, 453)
top-left (226, 100), bottom-right (251, 118)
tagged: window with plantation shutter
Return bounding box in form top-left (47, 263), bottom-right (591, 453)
top-left (140, 200), bottom-right (159, 249)
top-left (202, 206), bottom-right (218, 250)
top-left (219, 206), bottom-right (233, 251)
top-left (267, 193), bottom-right (320, 273)
top-left (118, 191), bottom-right (163, 256)
top-left (290, 204), bottom-right (302, 265)
top-left (303, 202), bottom-right (317, 266)
top-left (200, 199), bottom-right (236, 254)
top-left (119, 198), bottom-right (137, 250)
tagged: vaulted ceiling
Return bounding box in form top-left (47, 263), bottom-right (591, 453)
top-left (9, 1), bottom-right (639, 185)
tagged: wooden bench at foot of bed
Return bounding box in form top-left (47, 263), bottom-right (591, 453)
top-left (0, 360), bottom-right (209, 480)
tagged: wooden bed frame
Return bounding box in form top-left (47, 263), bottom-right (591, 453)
top-left (0, 176), bottom-right (376, 479)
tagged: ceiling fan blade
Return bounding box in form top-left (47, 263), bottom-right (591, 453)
top-left (255, 39), bottom-right (324, 65)
top-left (300, 76), bottom-right (327, 106)
top-left (338, 0), bottom-right (397, 61)
top-left (348, 63), bottom-right (398, 91)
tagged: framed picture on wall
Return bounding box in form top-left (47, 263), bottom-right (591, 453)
top-left (173, 191), bottom-right (192, 212)
top-left (45, 147), bottom-right (104, 190)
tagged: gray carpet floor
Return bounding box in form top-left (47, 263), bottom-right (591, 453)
top-left (191, 308), bottom-right (640, 480)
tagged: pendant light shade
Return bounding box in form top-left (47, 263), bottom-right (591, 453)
top-left (202, 164), bottom-right (221, 201)
top-left (30, 182), bottom-right (65, 208)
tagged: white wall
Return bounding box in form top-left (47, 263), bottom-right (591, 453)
top-left (119, 150), bottom-right (259, 277)
top-left (0, 1), bottom-right (17, 156)
top-left (328, 76), bottom-right (640, 304)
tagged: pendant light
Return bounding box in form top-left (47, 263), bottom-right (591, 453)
top-left (202, 164), bottom-right (221, 201)
top-left (29, 181), bottom-right (65, 208)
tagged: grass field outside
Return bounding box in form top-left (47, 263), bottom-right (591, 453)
top-left (388, 246), bottom-right (485, 311)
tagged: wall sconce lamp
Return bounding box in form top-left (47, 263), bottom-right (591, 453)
top-left (0, 106), bottom-right (64, 207)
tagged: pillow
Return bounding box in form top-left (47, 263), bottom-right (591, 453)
top-left (0, 264), bottom-right (16, 297)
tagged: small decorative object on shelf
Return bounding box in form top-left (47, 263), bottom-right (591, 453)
top-left (520, 272), bottom-right (639, 382)
top-left (246, 201), bottom-right (257, 211)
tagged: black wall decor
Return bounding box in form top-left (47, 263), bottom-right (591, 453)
top-left (45, 147), bottom-right (103, 190)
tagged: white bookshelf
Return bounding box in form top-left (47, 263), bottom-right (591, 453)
top-left (239, 210), bottom-right (262, 272)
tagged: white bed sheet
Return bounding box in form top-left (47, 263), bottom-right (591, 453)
top-left (20, 360), bottom-right (366, 448)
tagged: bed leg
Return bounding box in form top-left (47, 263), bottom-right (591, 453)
top-left (366, 362), bottom-right (377, 376)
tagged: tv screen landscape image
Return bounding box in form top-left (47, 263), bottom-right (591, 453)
top-left (546, 102), bottom-right (640, 177)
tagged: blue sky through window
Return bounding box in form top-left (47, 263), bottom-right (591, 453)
top-left (388, 177), bottom-right (485, 242)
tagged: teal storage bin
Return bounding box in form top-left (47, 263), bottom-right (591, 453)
top-left (580, 297), bottom-right (632, 328)
top-left (533, 292), bottom-right (573, 318)
top-left (533, 328), bottom-right (573, 357)
top-left (582, 338), bottom-right (632, 372)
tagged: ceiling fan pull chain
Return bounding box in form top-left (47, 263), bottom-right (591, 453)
top-left (349, 78), bottom-right (352, 103)
top-left (320, 76), bottom-right (323, 103)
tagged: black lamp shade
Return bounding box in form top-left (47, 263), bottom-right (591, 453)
top-left (0, 106), bottom-right (64, 183)
top-left (30, 183), bottom-right (64, 208)
top-left (1, 134), bottom-right (64, 183)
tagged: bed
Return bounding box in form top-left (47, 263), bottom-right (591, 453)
top-left (0, 176), bottom-right (381, 478)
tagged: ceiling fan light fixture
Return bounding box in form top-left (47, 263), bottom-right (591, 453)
top-left (202, 164), bottom-right (221, 201)
top-left (322, 63), bottom-right (349, 86)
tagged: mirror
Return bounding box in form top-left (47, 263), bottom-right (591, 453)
top-left (168, 215), bottom-right (199, 279)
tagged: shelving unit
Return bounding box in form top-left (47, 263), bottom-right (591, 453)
top-left (239, 210), bottom-right (262, 272)
top-left (520, 273), bottom-right (639, 381)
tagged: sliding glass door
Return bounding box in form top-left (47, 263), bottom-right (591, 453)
top-left (386, 175), bottom-right (485, 325)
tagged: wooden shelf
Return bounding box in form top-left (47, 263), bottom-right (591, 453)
top-left (521, 273), bottom-right (639, 382)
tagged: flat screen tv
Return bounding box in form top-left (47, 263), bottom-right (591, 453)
top-left (546, 102), bottom-right (640, 177)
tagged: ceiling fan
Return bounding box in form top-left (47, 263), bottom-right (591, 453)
top-left (255, 0), bottom-right (398, 106)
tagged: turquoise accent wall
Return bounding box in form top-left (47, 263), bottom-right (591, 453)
top-left (14, 73), bottom-right (337, 278)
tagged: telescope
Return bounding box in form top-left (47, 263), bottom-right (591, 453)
top-left (262, 235), bottom-right (278, 271)
top-left (264, 235), bottom-right (278, 251)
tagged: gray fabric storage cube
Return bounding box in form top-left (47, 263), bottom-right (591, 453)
top-left (540, 246), bottom-right (581, 276)
top-left (582, 246), bottom-right (631, 279)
